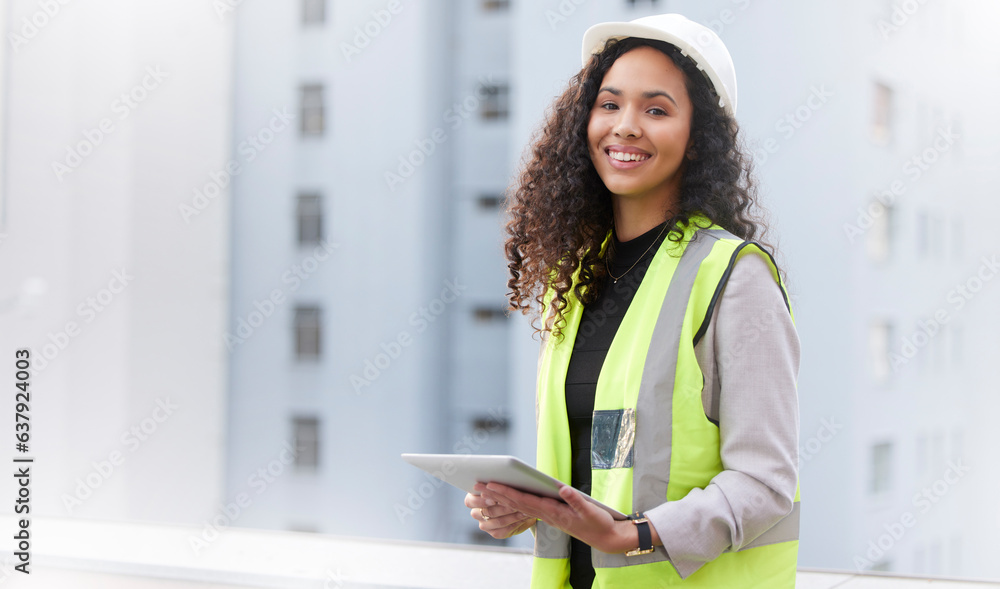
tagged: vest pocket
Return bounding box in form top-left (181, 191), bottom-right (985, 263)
top-left (591, 408), bottom-right (635, 469)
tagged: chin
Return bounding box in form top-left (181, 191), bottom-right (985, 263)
top-left (604, 182), bottom-right (649, 197)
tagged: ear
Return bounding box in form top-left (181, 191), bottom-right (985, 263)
top-left (684, 130), bottom-right (697, 159)
top-left (686, 142), bottom-right (697, 160)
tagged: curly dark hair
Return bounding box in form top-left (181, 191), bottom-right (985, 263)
top-left (503, 36), bottom-right (773, 336)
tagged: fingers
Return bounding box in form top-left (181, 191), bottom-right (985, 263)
top-left (475, 508), bottom-right (530, 528)
top-left (470, 483), bottom-right (585, 539)
top-left (464, 492), bottom-right (503, 510)
top-left (512, 518), bottom-right (537, 536)
top-left (466, 488), bottom-right (540, 540)
top-left (481, 483), bottom-right (564, 521)
top-left (472, 504), bottom-right (529, 524)
top-left (479, 482), bottom-right (535, 509)
top-left (475, 510), bottom-right (536, 540)
top-left (470, 494), bottom-right (527, 538)
top-left (470, 500), bottom-right (522, 523)
top-left (492, 516), bottom-right (537, 540)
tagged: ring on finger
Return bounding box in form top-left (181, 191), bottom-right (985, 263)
top-left (480, 507), bottom-right (491, 521)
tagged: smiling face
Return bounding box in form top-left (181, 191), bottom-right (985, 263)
top-left (587, 45), bottom-right (693, 213)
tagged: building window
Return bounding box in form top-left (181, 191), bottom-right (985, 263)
top-left (473, 306), bottom-right (507, 322)
top-left (294, 306), bottom-right (322, 360)
top-left (915, 433), bottom-right (928, 479)
top-left (476, 194), bottom-right (503, 210)
top-left (869, 320), bottom-right (892, 383)
top-left (301, 84), bottom-right (325, 136)
top-left (297, 193), bottom-right (324, 245)
top-left (481, 83), bottom-right (509, 120)
top-left (292, 416), bottom-right (320, 470)
top-left (915, 210), bottom-right (928, 258)
top-left (872, 82), bottom-right (893, 143)
top-left (482, 0), bottom-right (510, 10)
top-left (870, 441), bottom-right (893, 494)
top-left (302, 0), bottom-right (326, 24)
top-left (866, 201), bottom-right (892, 262)
top-left (472, 414), bottom-right (509, 432)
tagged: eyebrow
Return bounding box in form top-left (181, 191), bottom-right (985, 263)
top-left (598, 86), bottom-right (678, 107)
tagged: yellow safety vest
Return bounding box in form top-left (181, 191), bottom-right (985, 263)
top-left (532, 218), bottom-right (800, 588)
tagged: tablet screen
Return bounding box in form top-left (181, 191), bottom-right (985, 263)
top-left (401, 453), bottom-right (627, 520)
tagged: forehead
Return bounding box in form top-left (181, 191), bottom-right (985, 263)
top-left (600, 46), bottom-right (689, 95)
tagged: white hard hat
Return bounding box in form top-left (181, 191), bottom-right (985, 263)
top-left (581, 14), bottom-right (738, 117)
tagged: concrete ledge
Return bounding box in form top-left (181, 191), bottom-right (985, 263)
top-left (796, 568), bottom-right (1000, 588)
top-left (0, 516), bottom-right (996, 588)
top-left (0, 515), bottom-right (530, 588)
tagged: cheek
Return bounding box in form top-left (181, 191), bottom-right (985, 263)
top-left (655, 127), bottom-right (691, 157)
top-left (586, 118), bottom-right (605, 158)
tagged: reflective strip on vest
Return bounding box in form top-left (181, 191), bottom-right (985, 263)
top-left (532, 221), bottom-right (799, 588)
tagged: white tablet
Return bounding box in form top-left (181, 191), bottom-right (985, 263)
top-left (401, 453), bottom-right (627, 520)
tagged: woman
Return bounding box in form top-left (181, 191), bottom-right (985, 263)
top-left (465, 14), bottom-right (800, 588)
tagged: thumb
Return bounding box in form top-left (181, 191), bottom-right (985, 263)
top-left (558, 485), bottom-right (587, 514)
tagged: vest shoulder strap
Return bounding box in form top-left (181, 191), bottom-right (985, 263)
top-left (692, 235), bottom-right (790, 348)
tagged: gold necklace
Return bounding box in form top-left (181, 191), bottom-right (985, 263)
top-left (605, 222), bottom-right (670, 284)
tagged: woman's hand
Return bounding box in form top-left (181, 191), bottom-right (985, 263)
top-left (465, 491), bottom-right (536, 540)
top-left (474, 482), bottom-right (642, 554)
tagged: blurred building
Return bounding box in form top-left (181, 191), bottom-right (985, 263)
top-left (0, 0), bottom-right (995, 581)
top-left (225, 0), bottom-right (1000, 579)
top-left (0, 0), bottom-right (231, 524)
top-left (226, 0), bottom-right (516, 543)
top-left (714, 0), bottom-right (1000, 578)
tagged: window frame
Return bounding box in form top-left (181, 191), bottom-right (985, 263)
top-left (300, 83), bottom-right (326, 137)
top-left (293, 305), bottom-right (323, 361)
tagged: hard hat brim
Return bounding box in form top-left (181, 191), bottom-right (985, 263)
top-left (581, 17), bottom-right (737, 117)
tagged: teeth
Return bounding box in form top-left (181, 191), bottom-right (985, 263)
top-left (609, 151), bottom-right (649, 162)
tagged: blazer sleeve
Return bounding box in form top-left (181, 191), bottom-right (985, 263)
top-left (642, 248), bottom-right (801, 579)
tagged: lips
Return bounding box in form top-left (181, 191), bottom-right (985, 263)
top-left (604, 145), bottom-right (651, 168)
top-left (608, 150), bottom-right (650, 162)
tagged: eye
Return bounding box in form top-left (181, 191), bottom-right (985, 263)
top-left (648, 106), bottom-right (667, 116)
top-left (599, 102), bottom-right (619, 111)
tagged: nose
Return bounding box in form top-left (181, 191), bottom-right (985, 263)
top-left (613, 106), bottom-right (641, 139)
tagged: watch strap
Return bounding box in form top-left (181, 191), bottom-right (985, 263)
top-left (625, 514), bottom-right (655, 556)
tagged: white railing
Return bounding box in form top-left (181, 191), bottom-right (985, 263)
top-left (0, 516), bottom-right (997, 588)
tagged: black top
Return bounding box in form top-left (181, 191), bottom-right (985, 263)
top-left (564, 222), bottom-right (669, 588)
